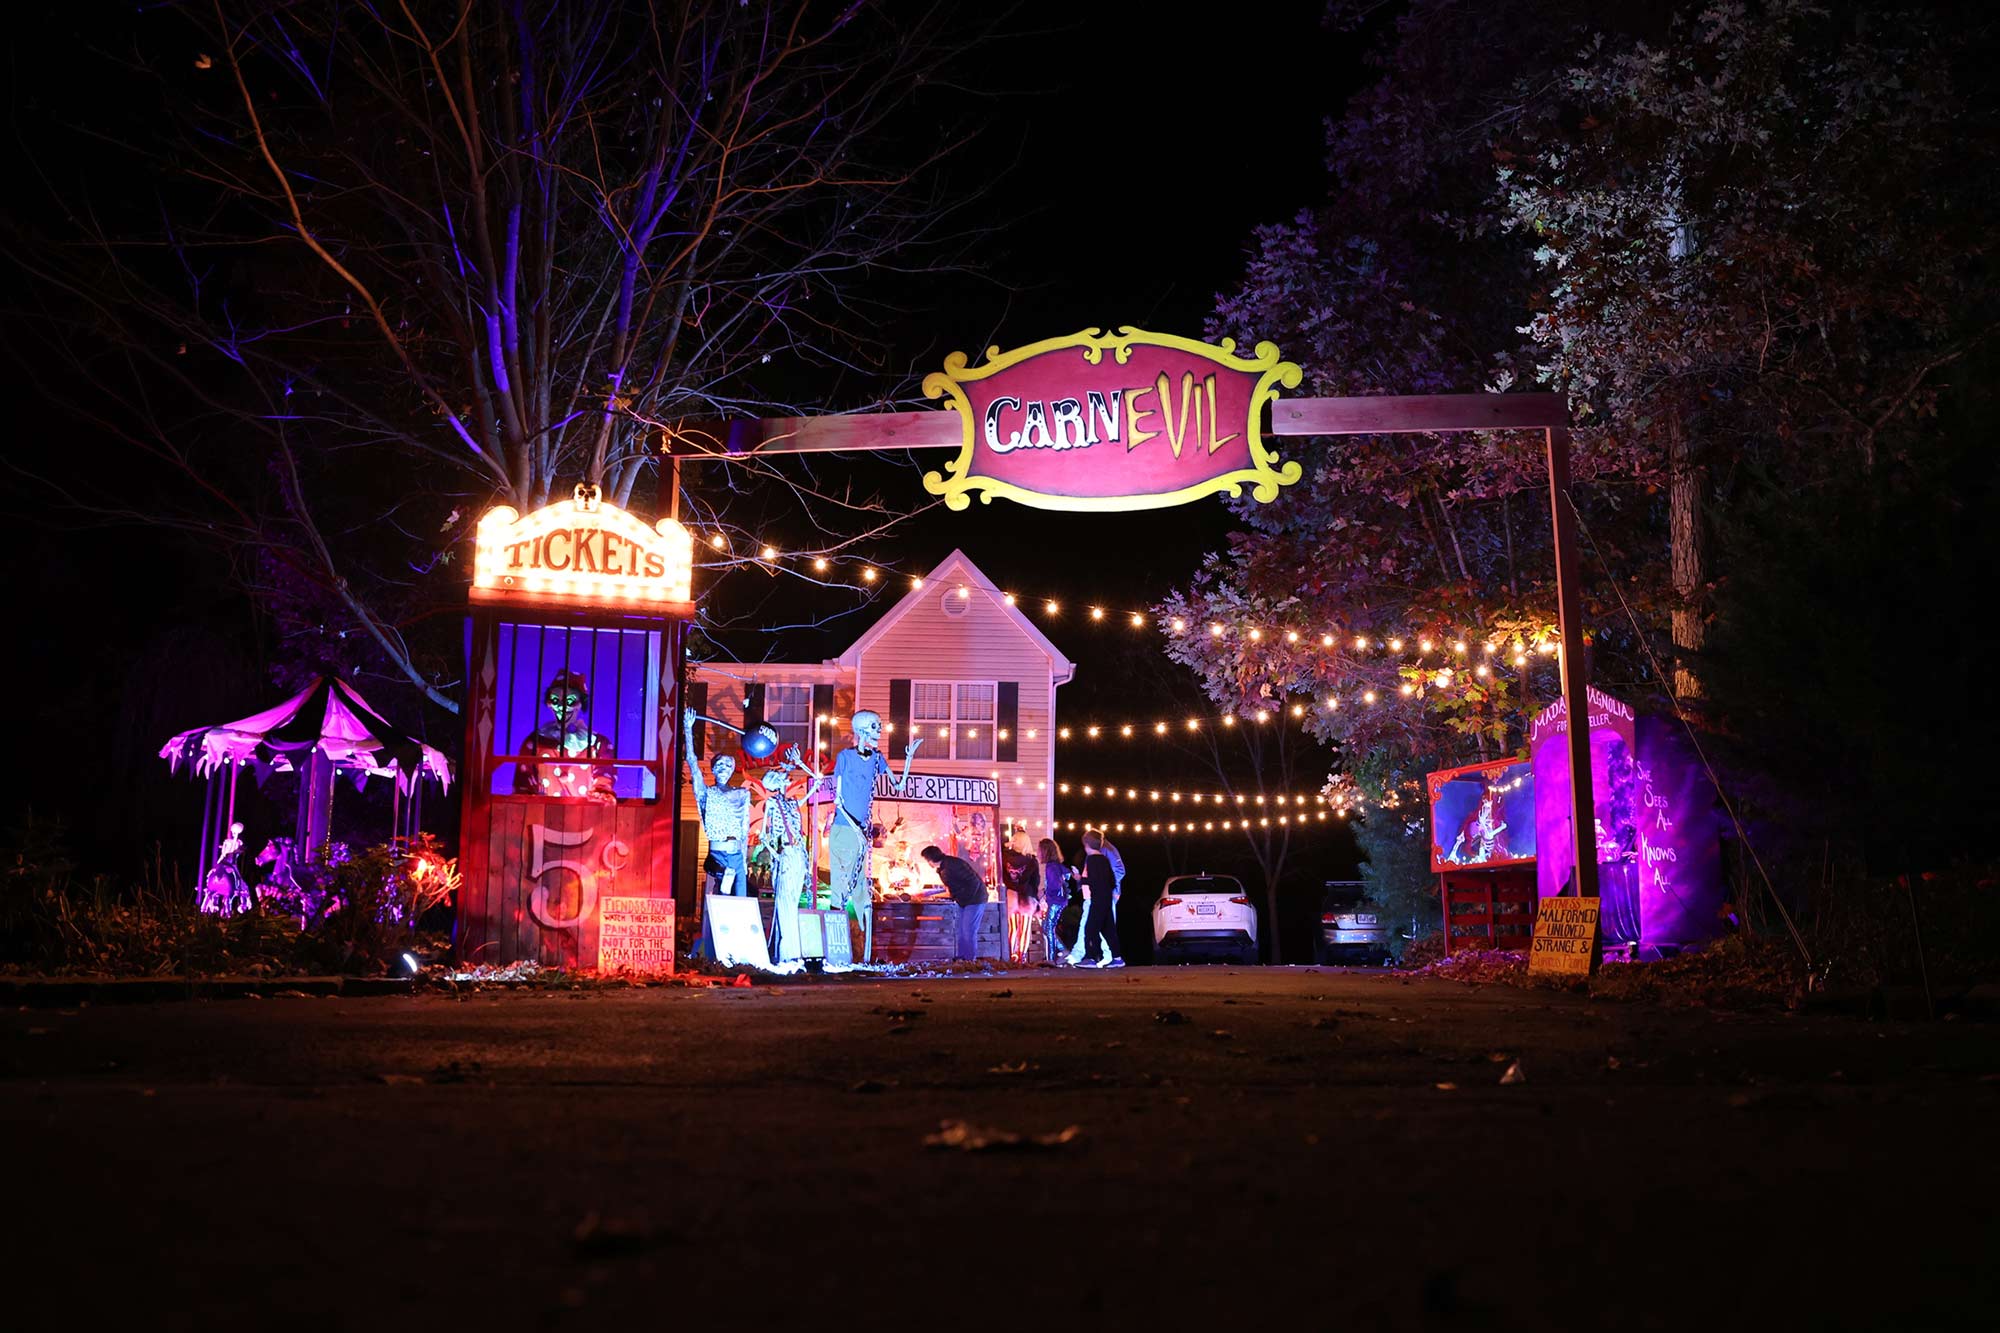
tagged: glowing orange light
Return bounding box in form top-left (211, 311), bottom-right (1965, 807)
top-left (862, 567), bottom-right (878, 582)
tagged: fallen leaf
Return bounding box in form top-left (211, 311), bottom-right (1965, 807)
top-left (924, 1119), bottom-right (1083, 1152)
top-left (374, 1073), bottom-right (425, 1086)
top-left (1209, 1029), bottom-right (1234, 1041)
top-left (848, 1078), bottom-right (892, 1094)
top-left (1500, 1061), bottom-right (1527, 1085)
top-left (987, 1061), bottom-right (1036, 1074)
top-left (988, 989), bottom-right (1014, 998)
top-left (1154, 1010), bottom-right (1189, 1025)
top-left (1435, 1082), bottom-right (1459, 1091)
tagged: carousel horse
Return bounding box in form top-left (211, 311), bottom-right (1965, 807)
top-left (256, 836), bottom-right (341, 927)
top-left (198, 822), bottom-right (256, 917)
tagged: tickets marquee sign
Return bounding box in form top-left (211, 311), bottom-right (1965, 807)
top-left (472, 489), bottom-right (694, 610)
top-left (921, 328), bottom-right (1304, 512)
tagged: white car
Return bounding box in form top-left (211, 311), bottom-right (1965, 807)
top-left (1151, 873), bottom-right (1258, 964)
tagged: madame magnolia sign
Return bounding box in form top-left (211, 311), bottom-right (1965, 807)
top-left (922, 328), bottom-right (1303, 512)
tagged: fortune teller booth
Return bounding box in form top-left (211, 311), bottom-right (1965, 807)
top-left (1429, 686), bottom-right (1728, 959)
top-left (455, 487), bottom-right (696, 972)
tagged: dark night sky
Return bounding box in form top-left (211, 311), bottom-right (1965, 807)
top-left (1, 1), bottom-right (1365, 917)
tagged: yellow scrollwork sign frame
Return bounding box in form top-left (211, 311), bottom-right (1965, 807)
top-left (920, 326), bottom-right (1304, 512)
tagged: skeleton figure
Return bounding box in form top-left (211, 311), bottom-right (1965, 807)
top-left (683, 708), bottom-right (754, 896)
top-left (1448, 787), bottom-right (1510, 865)
top-left (820, 710), bottom-right (920, 963)
top-left (514, 670), bottom-right (615, 802)
top-left (760, 744), bottom-right (822, 965)
top-left (198, 821), bottom-right (255, 916)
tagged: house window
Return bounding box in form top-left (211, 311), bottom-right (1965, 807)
top-left (765, 683), bottom-right (813, 753)
top-left (912, 680), bottom-right (995, 760)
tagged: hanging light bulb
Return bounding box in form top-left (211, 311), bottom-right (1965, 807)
top-left (1171, 618), bottom-right (1186, 633)
top-left (911, 576), bottom-right (924, 590)
top-left (710, 532), bottom-right (727, 549)
top-left (1363, 690), bottom-right (1377, 704)
top-left (1004, 592), bottom-right (1017, 606)
top-left (761, 546), bottom-right (778, 560)
top-left (1046, 600), bottom-right (1060, 615)
top-left (1210, 623), bottom-right (1225, 637)
top-left (1248, 627), bottom-right (1262, 641)
top-left (1321, 633), bottom-right (1336, 648)
top-left (1090, 606), bottom-right (1105, 621)
top-left (813, 557), bottom-right (829, 572)
top-left (1291, 703), bottom-right (1305, 717)
top-left (862, 567), bottom-right (877, 582)
top-left (1389, 637), bottom-right (1404, 651)
top-left (1130, 612), bottom-right (1146, 628)
top-left (1453, 640), bottom-right (1468, 654)
top-left (1419, 638), bottom-right (1433, 652)
top-left (1285, 630), bottom-right (1299, 643)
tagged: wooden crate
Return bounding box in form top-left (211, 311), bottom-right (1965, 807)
top-left (1441, 870), bottom-right (1539, 952)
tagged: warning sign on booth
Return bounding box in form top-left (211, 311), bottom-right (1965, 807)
top-left (1528, 896), bottom-right (1600, 978)
top-left (597, 895), bottom-right (675, 974)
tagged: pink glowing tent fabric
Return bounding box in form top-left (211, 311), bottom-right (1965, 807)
top-left (159, 676), bottom-right (452, 793)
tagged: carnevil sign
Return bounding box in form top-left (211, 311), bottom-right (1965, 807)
top-left (922, 327), bottom-right (1304, 512)
top-left (472, 488), bottom-right (695, 609)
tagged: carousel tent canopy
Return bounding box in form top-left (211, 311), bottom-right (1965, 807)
top-left (160, 676), bottom-right (452, 792)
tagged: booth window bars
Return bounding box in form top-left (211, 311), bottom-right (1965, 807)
top-left (489, 622), bottom-right (664, 800)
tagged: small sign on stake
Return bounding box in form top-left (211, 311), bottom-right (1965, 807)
top-left (1528, 896), bottom-right (1601, 978)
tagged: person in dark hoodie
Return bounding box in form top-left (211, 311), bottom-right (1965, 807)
top-left (922, 844), bottom-right (990, 962)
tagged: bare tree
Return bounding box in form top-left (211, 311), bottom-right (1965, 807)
top-left (9, 1), bottom-right (996, 711)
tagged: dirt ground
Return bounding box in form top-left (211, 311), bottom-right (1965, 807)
top-left (5, 966), bottom-right (1994, 1330)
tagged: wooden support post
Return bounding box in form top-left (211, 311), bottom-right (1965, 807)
top-left (1544, 425), bottom-right (1599, 897)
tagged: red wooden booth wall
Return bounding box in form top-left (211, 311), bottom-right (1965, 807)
top-left (456, 602), bottom-right (691, 970)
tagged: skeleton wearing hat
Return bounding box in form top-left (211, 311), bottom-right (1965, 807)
top-left (514, 669), bottom-right (616, 801)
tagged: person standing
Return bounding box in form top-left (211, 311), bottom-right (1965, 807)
top-left (1002, 827), bottom-right (1041, 963)
top-left (1036, 837), bottom-right (1073, 966)
top-left (921, 845), bottom-right (989, 962)
top-left (1100, 833), bottom-right (1128, 958)
top-left (1076, 829), bottom-right (1124, 968)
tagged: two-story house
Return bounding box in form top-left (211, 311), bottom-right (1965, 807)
top-left (679, 549), bottom-right (1073, 951)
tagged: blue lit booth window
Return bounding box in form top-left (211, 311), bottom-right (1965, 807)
top-left (456, 487), bottom-right (696, 972)
top-left (489, 625), bottom-right (663, 802)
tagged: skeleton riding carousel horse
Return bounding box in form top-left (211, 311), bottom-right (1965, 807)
top-left (198, 822), bottom-right (257, 916)
top-left (254, 836), bottom-right (342, 928)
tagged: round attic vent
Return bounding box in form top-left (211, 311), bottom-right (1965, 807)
top-left (940, 585), bottom-right (970, 617)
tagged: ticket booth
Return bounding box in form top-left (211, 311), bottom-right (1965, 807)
top-left (455, 486), bottom-right (696, 971)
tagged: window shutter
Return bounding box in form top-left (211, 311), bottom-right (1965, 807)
top-left (888, 679), bottom-right (911, 745)
top-left (744, 682), bottom-right (766, 728)
top-left (689, 682), bottom-right (709, 759)
top-left (997, 682), bottom-right (1019, 762)
top-left (812, 683), bottom-right (835, 729)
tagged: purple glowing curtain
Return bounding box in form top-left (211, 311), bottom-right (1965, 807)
top-left (1529, 688), bottom-right (1723, 949)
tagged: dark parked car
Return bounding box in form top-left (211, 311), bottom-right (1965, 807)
top-left (1314, 880), bottom-right (1393, 966)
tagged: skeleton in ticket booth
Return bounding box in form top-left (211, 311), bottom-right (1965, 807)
top-left (515, 669), bottom-right (615, 802)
